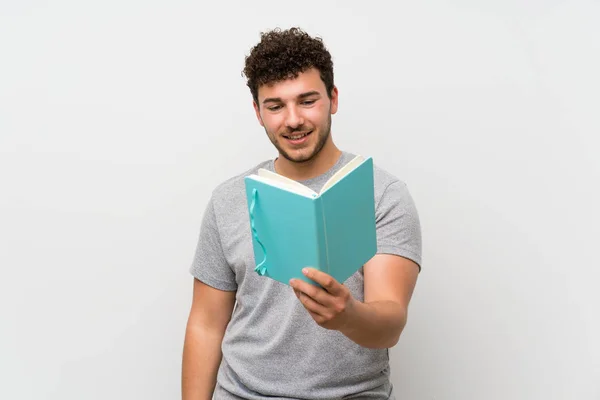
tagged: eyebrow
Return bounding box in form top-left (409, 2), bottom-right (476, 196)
top-left (262, 91), bottom-right (321, 105)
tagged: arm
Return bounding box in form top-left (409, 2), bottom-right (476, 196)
top-left (291, 175), bottom-right (421, 348)
top-left (182, 278), bottom-right (236, 400)
top-left (338, 254), bottom-right (419, 348)
top-left (291, 254), bottom-right (418, 348)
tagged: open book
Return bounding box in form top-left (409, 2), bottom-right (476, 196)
top-left (244, 155), bottom-right (377, 286)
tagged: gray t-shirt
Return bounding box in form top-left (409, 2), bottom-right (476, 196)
top-left (190, 151), bottom-right (422, 400)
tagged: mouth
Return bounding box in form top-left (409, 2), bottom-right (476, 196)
top-left (283, 130), bottom-right (312, 145)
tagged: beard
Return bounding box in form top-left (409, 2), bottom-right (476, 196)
top-left (266, 113), bottom-right (332, 164)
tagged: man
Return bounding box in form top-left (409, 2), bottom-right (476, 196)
top-left (182, 27), bottom-right (422, 400)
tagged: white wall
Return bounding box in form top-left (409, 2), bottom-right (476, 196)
top-left (1, 1), bottom-right (598, 399)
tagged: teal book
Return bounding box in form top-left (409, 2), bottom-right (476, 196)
top-left (244, 155), bottom-right (377, 286)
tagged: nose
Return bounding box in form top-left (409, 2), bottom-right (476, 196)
top-left (284, 106), bottom-right (304, 130)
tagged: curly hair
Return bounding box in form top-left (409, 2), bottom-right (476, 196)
top-left (242, 27), bottom-right (334, 104)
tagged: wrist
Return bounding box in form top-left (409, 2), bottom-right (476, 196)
top-left (339, 298), bottom-right (365, 334)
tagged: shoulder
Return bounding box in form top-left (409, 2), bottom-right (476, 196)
top-left (208, 159), bottom-right (272, 211)
top-left (369, 160), bottom-right (422, 268)
top-left (372, 161), bottom-right (409, 203)
top-left (341, 151), bottom-right (407, 193)
top-left (341, 151), bottom-right (410, 206)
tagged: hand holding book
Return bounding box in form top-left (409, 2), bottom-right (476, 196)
top-left (290, 267), bottom-right (356, 330)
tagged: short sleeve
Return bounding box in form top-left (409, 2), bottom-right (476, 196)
top-left (189, 195), bottom-right (238, 291)
top-left (375, 181), bottom-right (423, 271)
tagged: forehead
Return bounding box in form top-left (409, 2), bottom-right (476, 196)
top-left (257, 68), bottom-right (325, 101)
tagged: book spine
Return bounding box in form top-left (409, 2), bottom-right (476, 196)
top-left (314, 196), bottom-right (330, 274)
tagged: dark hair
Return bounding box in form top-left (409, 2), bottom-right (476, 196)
top-left (242, 27), bottom-right (334, 104)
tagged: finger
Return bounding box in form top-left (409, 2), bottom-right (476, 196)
top-left (295, 289), bottom-right (328, 317)
top-left (307, 310), bottom-right (327, 326)
top-left (291, 278), bottom-right (331, 307)
top-left (302, 268), bottom-right (344, 295)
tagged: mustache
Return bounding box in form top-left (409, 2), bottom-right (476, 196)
top-left (284, 127), bottom-right (310, 135)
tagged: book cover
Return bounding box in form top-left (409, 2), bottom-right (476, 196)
top-left (244, 156), bottom-right (377, 286)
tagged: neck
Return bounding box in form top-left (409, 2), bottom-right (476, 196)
top-left (274, 137), bottom-right (342, 181)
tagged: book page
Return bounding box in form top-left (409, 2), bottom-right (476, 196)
top-left (254, 168), bottom-right (318, 197)
top-left (320, 155), bottom-right (365, 193)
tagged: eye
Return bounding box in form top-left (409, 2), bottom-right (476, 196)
top-left (301, 100), bottom-right (316, 106)
top-left (267, 105), bottom-right (282, 111)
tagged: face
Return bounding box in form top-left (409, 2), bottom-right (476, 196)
top-left (253, 68), bottom-right (338, 163)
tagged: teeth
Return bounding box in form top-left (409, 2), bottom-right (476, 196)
top-left (287, 132), bottom-right (309, 140)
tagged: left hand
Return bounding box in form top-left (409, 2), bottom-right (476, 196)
top-left (290, 267), bottom-right (357, 330)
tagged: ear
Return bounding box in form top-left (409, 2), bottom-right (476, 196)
top-left (330, 86), bottom-right (339, 115)
top-left (253, 101), bottom-right (264, 127)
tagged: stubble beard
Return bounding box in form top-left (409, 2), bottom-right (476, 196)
top-left (267, 114), bottom-right (332, 164)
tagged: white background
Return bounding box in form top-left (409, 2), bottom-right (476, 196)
top-left (1, 1), bottom-right (598, 399)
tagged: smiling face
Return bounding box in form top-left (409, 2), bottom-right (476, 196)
top-left (253, 68), bottom-right (338, 164)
